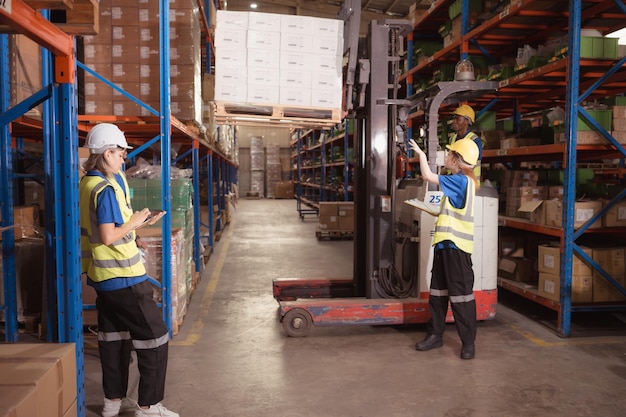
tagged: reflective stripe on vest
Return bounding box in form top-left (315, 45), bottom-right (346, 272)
top-left (432, 177), bottom-right (475, 254)
top-left (79, 174), bottom-right (146, 281)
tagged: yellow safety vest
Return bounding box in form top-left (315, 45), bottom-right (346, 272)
top-left (450, 131), bottom-right (482, 179)
top-left (432, 176), bottom-right (475, 254)
top-left (79, 173), bottom-right (146, 281)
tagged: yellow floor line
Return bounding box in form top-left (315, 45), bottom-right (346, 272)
top-left (171, 218), bottom-right (235, 346)
top-left (509, 324), bottom-right (626, 347)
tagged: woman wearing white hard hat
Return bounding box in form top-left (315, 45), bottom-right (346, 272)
top-left (79, 123), bottom-right (177, 417)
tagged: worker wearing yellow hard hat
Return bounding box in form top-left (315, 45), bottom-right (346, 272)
top-left (449, 104), bottom-right (484, 179)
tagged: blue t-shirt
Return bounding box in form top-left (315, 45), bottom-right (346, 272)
top-left (85, 171), bottom-right (148, 291)
top-left (435, 173), bottom-right (469, 251)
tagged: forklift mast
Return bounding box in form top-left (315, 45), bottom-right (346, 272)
top-left (353, 19), bottom-right (413, 299)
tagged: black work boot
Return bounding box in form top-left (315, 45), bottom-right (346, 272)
top-left (415, 334), bottom-right (443, 351)
top-left (460, 344), bottom-right (475, 359)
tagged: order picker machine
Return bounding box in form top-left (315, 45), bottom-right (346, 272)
top-left (273, 1), bottom-right (499, 337)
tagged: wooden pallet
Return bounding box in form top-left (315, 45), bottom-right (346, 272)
top-left (315, 229), bottom-right (354, 240)
top-left (213, 101), bottom-right (342, 128)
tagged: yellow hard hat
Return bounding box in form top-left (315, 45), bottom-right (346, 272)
top-left (453, 104), bottom-right (475, 124)
top-left (446, 138), bottom-right (479, 166)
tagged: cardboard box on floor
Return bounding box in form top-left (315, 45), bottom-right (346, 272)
top-left (0, 343), bottom-right (76, 417)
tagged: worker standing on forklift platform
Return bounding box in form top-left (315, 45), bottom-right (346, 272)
top-left (449, 104), bottom-right (484, 179)
top-left (408, 137), bottom-right (480, 360)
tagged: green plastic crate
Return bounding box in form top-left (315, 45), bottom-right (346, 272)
top-left (476, 111), bottom-right (496, 130)
top-left (577, 109), bottom-right (612, 131)
top-left (448, 0), bottom-right (483, 19)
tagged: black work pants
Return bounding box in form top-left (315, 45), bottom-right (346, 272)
top-left (96, 279), bottom-right (169, 406)
top-left (427, 247), bottom-right (477, 346)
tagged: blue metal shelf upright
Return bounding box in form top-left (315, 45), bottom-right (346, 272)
top-left (0, 1), bottom-right (85, 416)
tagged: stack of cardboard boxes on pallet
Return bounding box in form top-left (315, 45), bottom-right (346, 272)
top-left (318, 202), bottom-right (354, 234)
top-left (214, 10), bottom-right (343, 109)
top-left (81, 0), bottom-right (202, 121)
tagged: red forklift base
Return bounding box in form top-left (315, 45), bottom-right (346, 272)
top-left (273, 278), bottom-right (498, 337)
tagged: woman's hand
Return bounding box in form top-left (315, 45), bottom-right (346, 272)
top-left (409, 139), bottom-right (425, 158)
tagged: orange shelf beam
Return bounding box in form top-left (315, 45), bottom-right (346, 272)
top-left (0, 0), bottom-right (75, 83)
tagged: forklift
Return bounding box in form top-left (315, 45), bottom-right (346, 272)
top-left (273, 2), bottom-right (499, 337)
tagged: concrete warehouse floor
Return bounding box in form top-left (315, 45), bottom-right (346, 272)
top-left (82, 199), bottom-right (626, 417)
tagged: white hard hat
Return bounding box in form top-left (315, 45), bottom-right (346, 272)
top-left (84, 123), bottom-right (133, 154)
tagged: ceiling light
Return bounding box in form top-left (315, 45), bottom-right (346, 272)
top-left (250, 3), bottom-right (257, 9)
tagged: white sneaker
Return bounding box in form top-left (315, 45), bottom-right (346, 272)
top-left (102, 398), bottom-right (136, 417)
top-left (134, 403), bottom-right (179, 417)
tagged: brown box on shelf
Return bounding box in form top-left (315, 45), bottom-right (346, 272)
top-left (548, 185), bottom-right (564, 200)
top-left (319, 202), bottom-right (338, 217)
top-left (111, 44), bottom-right (140, 65)
top-left (611, 130), bottom-right (626, 144)
top-left (593, 275), bottom-right (626, 302)
top-left (504, 170), bottom-right (539, 187)
top-left (498, 256), bottom-right (535, 282)
top-left (544, 199), bottom-right (602, 229)
top-left (538, 272), bottom-right (593, 303)
top-left (537, 243), bottom-right (592, 276)
top-left (110, 5), bottom-right (139, 26)
top-left (538, 272), bottom-right (560, 302)
top-left (555, 131), bottom-right (604, 145)
top-left (612, 105), bottom-right (626, 119)
top-left (480, 130), bottom-right (506, 149)
top-left (500, 137), bottom-right (541, 149)
top-left (318, 215), bottom-right (338, 231)
top-left (111, 63), bottom-right (140, 82)
top-left (517, 200), bottom-right (545, 224)
top-left (602, 199), bottom-right (626, 227)
top-left (591, 247), bottom-right (626, 302)
top-left (592, 247), bottom-right (625, 276)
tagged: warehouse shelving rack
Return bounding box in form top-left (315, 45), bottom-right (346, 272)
top-left (1, 1), bottom-right (233, 416)
top-left (292, 120), bottom-right (354, 220)
top-left (403, 0), bottom-right (626, 336)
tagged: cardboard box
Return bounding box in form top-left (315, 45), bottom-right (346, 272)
top-left (498, 256), bottom-right (534, 282)
top-left (337, 202), bottom-right (354, 217)
top-left (274, 181), bottom-right (294, 199)
top-left (591, 247), bottom-right (626, 302)
top-left (318, 202), bottom-right (338, 217)
top-left (0, 343), bottom-right (76, 417)
top-left (500, 137), bottom-right (541, 149)
top-left (518, 200), bottom-right (545, 224)
top-left (537, 244), bottom-right (592, 276)
top-left (538, 272), bottom-right (593, 303)
top-left (0, 385), bottom-right (38, 417)
top-left (538, 272), bottom-right (561, 301)
top-left (572, 275), bottom-right (593, 303)
top-left (544, 199), bottom-right (602, 229)
top-left (318, 215), bottom-right (338, 230)
top-left (504, 170), bottom-right (539, 187)
top-left (602, 199), bottom-right (626, 227)
top-left (338, 216), bottom-right (354, 232)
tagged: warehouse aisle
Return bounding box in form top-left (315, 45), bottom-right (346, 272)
top-left (84, 199), bottom-right (626, 417)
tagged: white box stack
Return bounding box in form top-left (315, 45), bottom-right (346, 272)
top-left (215, 10), bottom-right (343, 110)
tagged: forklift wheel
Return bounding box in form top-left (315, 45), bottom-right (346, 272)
top-left (282, 308), bottom-right (312, 337)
